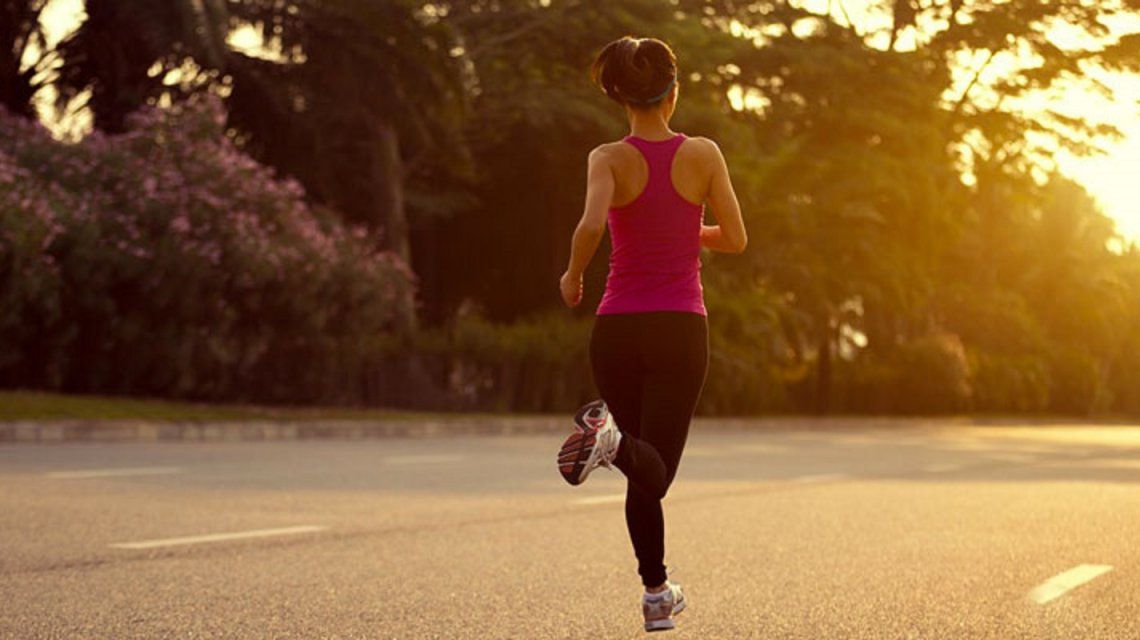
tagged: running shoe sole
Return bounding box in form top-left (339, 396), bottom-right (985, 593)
top-left (557, 428), bottom-right (602, 485)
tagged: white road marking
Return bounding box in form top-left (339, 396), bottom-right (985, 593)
top-left (922, 463), bottom-right (964, 473)
top-left (790, 473), bottom-right (849, 484)
top-left (383, 455), bottom-right (463, 465)
top-left (572, 493), bottom-right (626, 505)
top-left (110, 525), bottom-right (327, 550)
top-left (46, 466), bottom-right (182, 480)
top-left (1027, 564), bottom-right (1114, 604)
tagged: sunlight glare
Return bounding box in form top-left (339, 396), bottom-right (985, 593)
top-left (787, 0), bottom-right (1140, 243)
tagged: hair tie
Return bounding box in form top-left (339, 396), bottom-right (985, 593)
top-left (628, 77), bottom-right (676, 105)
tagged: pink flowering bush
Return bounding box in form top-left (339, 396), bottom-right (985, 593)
top-left (0, 97), bottom-right (414, 403)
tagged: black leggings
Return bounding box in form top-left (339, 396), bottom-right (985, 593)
top-left (589, 311), bottom-right (709, 587)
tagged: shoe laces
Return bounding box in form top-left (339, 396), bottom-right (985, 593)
top-left (597, 421), bottom-right (619, 469)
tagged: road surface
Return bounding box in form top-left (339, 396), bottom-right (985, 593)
top-left (2, 420), bottom-right (1139, 638)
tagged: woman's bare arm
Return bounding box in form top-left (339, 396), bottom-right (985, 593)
top-left (560, 146), bottom-right (614, 307)
top-left (699, 139), bottom-right (747, 253)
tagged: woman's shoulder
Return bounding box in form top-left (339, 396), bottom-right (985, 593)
top-left (679, 134), bottom-right (721, 157)
top-left (675, 135), bottom-right (724, 174)
top-left (587, 139), bottom-right (641, 170)
top-left (589, 140), bottom-right (630, 159)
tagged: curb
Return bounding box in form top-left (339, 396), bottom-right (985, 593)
top-left (0, 417), bottom-right (570, 443)
top-left (2, 415), bottom-right (1136, 444)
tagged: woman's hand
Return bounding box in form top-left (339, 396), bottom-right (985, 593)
top-left (560, 270), bottom-right (583, 307)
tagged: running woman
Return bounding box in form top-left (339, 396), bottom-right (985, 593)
top-left (556, 35), bottom-right (748, 632)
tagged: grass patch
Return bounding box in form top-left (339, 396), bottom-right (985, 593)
top-left (0, 389), bottom-right (459, 422)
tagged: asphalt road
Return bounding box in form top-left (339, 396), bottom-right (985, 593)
top-left (2, 420), bottom-right (1139, 639)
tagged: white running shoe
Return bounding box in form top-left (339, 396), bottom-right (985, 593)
top-left (642, 581), bottom-right (686, 632)
top-left (557, 399), bottom-right (622, 486)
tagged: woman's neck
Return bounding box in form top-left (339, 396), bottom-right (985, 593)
top-left (628, 112), bottom-right (673, 141)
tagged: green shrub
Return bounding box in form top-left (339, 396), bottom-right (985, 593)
top-left (412, 308), bottom-right (595, 412)
top-left (699, 280), bottom-right (798, 415)
top-left (1045, 346), bottom-right (1101, 415)
top-left (416, 279), bottom-right (800, 415)
top-left (1103, 321), bottom-right (1140, 415)
top-left (894, 331), bottom-right (972, 413)
top-left (967, 351), bottom-right (1050, 413)
top-left (836, 331), bottom-right (971, 414)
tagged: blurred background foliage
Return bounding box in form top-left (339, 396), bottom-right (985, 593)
top-left (2, 0), bottom-right (1139, 415)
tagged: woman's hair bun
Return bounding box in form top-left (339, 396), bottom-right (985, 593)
top-left (591, 36), bottom-right (677, 107)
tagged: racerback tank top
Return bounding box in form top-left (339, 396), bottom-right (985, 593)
top-left (596, 133), bottom-right (707, 317)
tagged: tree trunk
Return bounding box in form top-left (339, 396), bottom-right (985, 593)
top-left (374, 122), bottom-right (446, 408)
top-left (815, 314), bottom-right (833, 415)
top-left (376, 123), bottom-right (416, 331)
top-left (0, 2), bottom-right (39, 119)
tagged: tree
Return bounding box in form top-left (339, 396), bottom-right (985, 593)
top-left (688, 0), bottom-right (1140, 412)
top-left (0, 0), bottom-right (53, 118)
top-left (54, 0), bottom-right (229, 132)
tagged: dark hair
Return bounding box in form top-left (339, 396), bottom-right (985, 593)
top-left (590, 36), bottom-right (677, 109)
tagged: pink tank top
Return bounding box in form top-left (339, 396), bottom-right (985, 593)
top-left (596, 133), bottom-right (707, 316)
